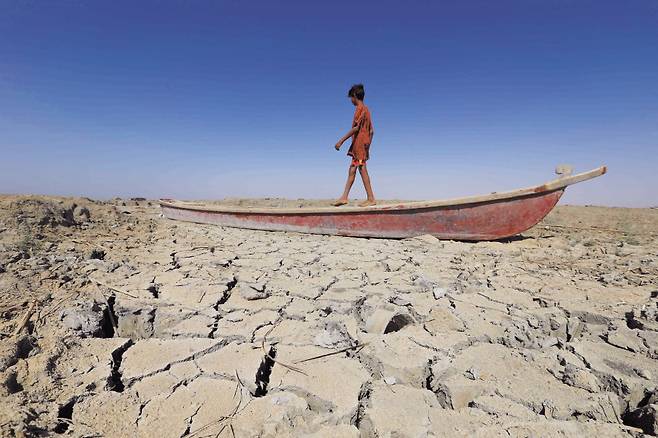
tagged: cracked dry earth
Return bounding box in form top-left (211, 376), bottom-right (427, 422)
top-left (1, 196), bottom-right (657, 437)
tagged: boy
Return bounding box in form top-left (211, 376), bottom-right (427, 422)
top-left (333, 83), bottom-right (376, 207)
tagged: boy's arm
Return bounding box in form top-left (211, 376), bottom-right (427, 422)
top-left (335, 126), bottom-right (359, 150)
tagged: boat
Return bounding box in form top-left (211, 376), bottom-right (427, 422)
top-left (160, 165), bottom-right (606, 241)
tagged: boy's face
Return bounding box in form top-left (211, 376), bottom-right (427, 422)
top-left (349, 96), bottom-right (359, 106)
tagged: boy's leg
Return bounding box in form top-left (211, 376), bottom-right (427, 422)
top-left (333, 165), bottom-right (358, 206)
top-left (358, 164), bottom-right (376, 206)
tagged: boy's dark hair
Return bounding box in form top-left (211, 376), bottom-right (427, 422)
top-left (348, 83), bottom-right (365, 100)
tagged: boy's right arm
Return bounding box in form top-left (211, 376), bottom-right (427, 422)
top-left (335, 127), bottom-right (359, 150)
top-left (336, 108), bottom-right (364, 150)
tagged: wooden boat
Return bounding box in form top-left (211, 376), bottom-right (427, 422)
top-left (160, 165), bottom-right (606, 241)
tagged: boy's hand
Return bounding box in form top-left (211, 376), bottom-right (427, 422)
top-left (335, 141), bottom-right (342, 150)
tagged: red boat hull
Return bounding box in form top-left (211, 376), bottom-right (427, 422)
top-left (161, 190), bottom-right (563, 240)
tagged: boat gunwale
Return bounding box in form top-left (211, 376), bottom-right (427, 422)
top-left (159, 165), bottom-right (606, 215)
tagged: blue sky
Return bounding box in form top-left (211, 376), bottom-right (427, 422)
top-left (1, 1), bottom-right (657, 206)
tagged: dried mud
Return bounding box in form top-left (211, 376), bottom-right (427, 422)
top-left (0, 195), bottom-right (657, 437)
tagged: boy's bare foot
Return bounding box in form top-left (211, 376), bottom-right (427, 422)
top-left (332, 199), bottom-right (348, 207)
top-left (358, 200), bottom-right (376, 207)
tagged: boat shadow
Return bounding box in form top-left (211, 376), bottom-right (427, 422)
top-left (491, 234), bottom-right (536, 244)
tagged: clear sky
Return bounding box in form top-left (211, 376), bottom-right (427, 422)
top-left (1, 1), bottom-right (657, 206)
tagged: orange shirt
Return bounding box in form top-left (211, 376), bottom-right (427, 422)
top-left (347, 103), bottom-right (373, 162)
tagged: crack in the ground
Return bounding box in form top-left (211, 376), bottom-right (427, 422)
top-left (108, 339), bottom-right (134, 392)
top-left (208, 276), bottom-right (238, 339)
top-left (254, 345), bottom-right (276, 397)
top-left (135, 400), bottom-right (150, 429)
top-left (180, 403), bottom-right (203, 438)
top-left (165, 373), bottom-right (202, 400)
top-left (350, 381), bottom-right (373, 431)
top-left (217, 276), bottom-right (238, 307)
top-left (123, 339), bottom-right (228, 388)
top-left (102, 294), bottom-right (119, 338)
top-left (53, 397), bottom-right (78, 433)
top-left (250, 317), bottom-right (283, 344)
top-left (146, 280), bottom-right (160, 299)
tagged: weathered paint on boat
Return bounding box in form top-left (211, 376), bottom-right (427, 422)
top-left (160, 166), bottom-right (606, 240)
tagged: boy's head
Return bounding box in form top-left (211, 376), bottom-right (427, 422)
top-left (348, 83), bottom-right (365, 105)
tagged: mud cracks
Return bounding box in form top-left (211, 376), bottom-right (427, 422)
top-left (0, 197), bottom-right (657, 436)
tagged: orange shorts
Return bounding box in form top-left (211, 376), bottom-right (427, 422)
top-left (351, 159), bottom-right (366, 167)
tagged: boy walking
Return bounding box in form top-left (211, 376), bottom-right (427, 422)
top-left (333, 84), bottom-right (376, 207)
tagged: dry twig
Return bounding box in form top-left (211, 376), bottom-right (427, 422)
top-left (13, 300), bottom-right (37, 337)
top-left (36, 291), bottom-right (77, 324)
top-left (0, 303), bottom-right (26, 315)
top-left (260, 323), bottom-right (307, 375)
top-left (294, 343), bottom-right (368, 364)
top-left (542, 223), bottom-right (650, 235)
top-left (89, 277), bottom-right (138, 298)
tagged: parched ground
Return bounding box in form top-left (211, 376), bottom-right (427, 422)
top-left (0, 195), bottom-right (657, 437)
